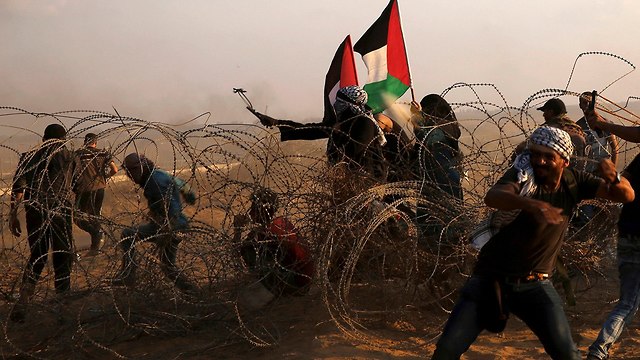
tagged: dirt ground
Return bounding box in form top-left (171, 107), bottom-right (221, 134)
top-left (1, 227), bottom-right (639, 360)
top-left (1, 150), bottom-right (639, 359)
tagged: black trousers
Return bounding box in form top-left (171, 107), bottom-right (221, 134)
top-left (24, 205), bottom-right (74, 293)
top-left (74, 188), bottom-right (105, 238)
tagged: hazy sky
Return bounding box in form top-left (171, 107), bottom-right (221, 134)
top-left (3, 0), bottom-right (640, 124)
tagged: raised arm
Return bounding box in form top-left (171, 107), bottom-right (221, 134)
top-left (594, 159), bottom-right (634, 203)
top-left (107, 160), bottom-right (118, 178)
top-left (248, 108), bottom-right (331, 141)
top-left (587, 110), bottom-right (640, 143)
top-left (608, 134), bottom-right (619, 166)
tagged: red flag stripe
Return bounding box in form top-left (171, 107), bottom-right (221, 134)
top-left (387, 0), bottom-right (410, 86)
top-left (340, 35), bottom-right (359, 88)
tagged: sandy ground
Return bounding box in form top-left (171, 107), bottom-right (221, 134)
top-left (1, 152), bottom-right (639, 359)
top-left (2, 229), bottom-right (638, 360)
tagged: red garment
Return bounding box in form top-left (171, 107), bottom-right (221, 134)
top-left (268, 217), bottom-right (314, 293)
top-left (242, 217), bottom-right (314, 295)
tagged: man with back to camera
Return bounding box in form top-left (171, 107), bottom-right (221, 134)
top-left (431, 126), bottom-right (633, 360)
top-left (73, 133), bottom-right (118, 255)
top-left (9, 124), bottom-right (75, 322)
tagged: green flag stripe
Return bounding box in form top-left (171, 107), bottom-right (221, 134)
top-left (362, 74), bottom-right (410, 114)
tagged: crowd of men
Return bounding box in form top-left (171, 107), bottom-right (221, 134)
top-left (7, 87), bottom-right (640, 359)
top-left (9, 127), bottom-right (198, 321)
top-left (250, 87), bottom-right (640, 360)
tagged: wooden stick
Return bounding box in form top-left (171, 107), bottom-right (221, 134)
top-left (596, 94), bottom-right (640, 122)
top-left (593, 105), bottom-right (640, 125)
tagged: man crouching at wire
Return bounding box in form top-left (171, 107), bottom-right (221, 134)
top-left (112, 153), bottom-right (197, 294)
top-left (431, 126), bottom-right (634, 360)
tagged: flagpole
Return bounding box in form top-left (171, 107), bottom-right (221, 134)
top-left (395, 0), bottom-right (415, 103)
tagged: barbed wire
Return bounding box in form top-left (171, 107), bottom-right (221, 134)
top-left (0, 81), bottom-right (638, 357)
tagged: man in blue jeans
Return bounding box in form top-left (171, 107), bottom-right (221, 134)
top-left (113, 153), bottom-right (197, 293)
top-left (586, 110), bottom-right (640, 359)
top-left (431, 126), bottom-right (634, 360)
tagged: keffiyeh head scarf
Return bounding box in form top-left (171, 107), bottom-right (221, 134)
top-left (528, 125), bottom-right (574, 161)
top-left (334, 85), bottom-right (369, 118)
top-left (512, 126), bottom-right (572, 196)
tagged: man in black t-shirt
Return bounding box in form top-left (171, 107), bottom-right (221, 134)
top-left (431, 126), bottom-right (634, 360)
top-left (9, 124), bottom-right (76, 322)
top-left (249, 86), bottom-right (390, 181)
top-left (585, 111), bottom-right (640, 360)
top-left (73, 133), bottom-right (118, 255)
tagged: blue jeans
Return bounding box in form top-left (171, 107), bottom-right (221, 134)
top-left (119, 220), bottom-right (188, 281)
top-left (432, 276), bottom-right (581, 360)
top-left (588, 235), bottom-right (640, 359)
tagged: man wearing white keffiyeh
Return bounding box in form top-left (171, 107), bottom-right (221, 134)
top-left (514, 126), bottom-right (574, 194)
top-left (432, 124), bottom-right (634, 360)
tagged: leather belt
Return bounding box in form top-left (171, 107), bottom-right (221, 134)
top-left (505, 272), bottom-right (549, 284)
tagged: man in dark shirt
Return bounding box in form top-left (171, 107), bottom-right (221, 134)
top-left (73, 133), bottom-right (118, 255)
top-left (431, 126), bottom-right (634, 360)
top-left (411, 94), bottom-right (463, 199)
top-left (9, 124), bottom-right (75, 322)
top-left (249, 86), bottom-right (390, 182)
top-left (585, 111), bottom-right (640, 360)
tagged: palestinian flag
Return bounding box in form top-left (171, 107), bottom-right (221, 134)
top-left (323, 35), bottom-right (359, 125)
top-left (354, 0), bottom-right (411, 114)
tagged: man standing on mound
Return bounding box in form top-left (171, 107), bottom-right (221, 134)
top-left (113, 153), bottom-right (197, 293)
top-left (431, 126), bottom-right (634, 360)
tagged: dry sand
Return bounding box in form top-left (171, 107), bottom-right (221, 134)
top-left (1, 223), bottom-right (638, 359)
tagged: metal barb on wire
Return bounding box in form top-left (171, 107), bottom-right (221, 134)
top-left (233, 87), bottom-right (254, 111)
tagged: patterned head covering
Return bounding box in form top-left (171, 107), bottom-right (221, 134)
top-left (334, 85), bottom-right (369, 118)
top-left (528, 125), bottom-right (574, 161)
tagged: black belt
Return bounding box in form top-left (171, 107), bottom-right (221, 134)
top-left (505, 272), bottom-right (549, 284)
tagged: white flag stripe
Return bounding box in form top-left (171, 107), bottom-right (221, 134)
top-left (328, 82), bottom-right (340, 108)
top-left (361, 45), bottom-right (388, 83)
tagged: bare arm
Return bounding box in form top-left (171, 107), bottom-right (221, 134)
top-left (107, 160), bottom-right (118, 178)
top-left (594, 159), bottom-right (634, 203)
top-left (484, 183), bottom-right (564, 225)
top-left (608, 134), bottom-right (619, 165)
top-left (9, 191), bottom-right (23, 236)
top-left (587, 110), bottom-right (640, 143)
